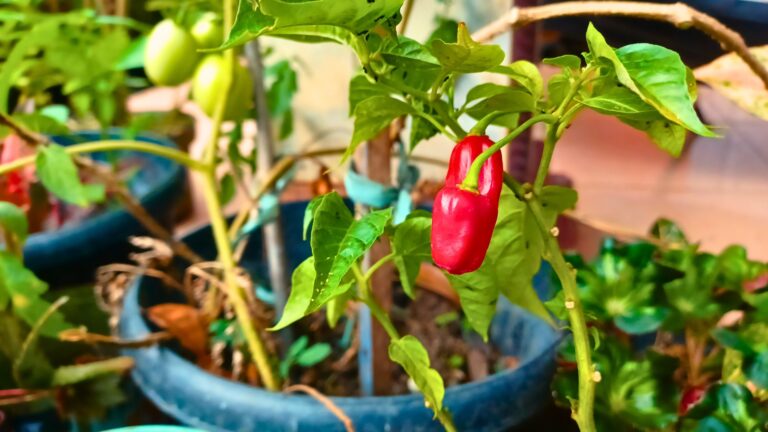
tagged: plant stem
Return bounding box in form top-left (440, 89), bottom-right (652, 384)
top-left (363, 252), bottom-right (395, 282)
top-left (460, 114), bottom-right (556, 191)
top-left (533, 124), bottom-right (557, 194)
top-left (196, 0), bottom-right (280, 390)
top-left (0, 140), bottom-right (207, 176)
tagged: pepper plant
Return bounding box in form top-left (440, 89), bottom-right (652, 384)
top-left (213, 2), bottom-right (717, 431)
top-left (0, 0), bottom-right (752, 431)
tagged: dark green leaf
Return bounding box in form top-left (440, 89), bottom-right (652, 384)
top-left (744, 350), bottom-right (768, 389)
top-left (389, 335), bottom-right (445, 414)
top-left (271, 258), bottom-right (318, 330)
top-left (14, 113), bottom-right (69, 135)
top-left (430, 23), bottom-right (504, 73)
top-left (35, 144), bottom-right (104, 207)
top-left (392, 216), bottom-right (432, 298)
top-left (615, 306), bottom-right (669, 334)
top-left (219, 174), bottom-right (236, 206)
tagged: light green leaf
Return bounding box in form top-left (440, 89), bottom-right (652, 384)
top-left (392, 216), bottom-right (431, 298)
top-left (448, 189), bottom-right (554, 340)
top-left (348, 74), bottom-right (390, 116)
top-left (430, 23), bottom-right (505, 74)
top-left (14, 113), bottom-right (69, 135)
top-left (51, 357), bottom-right (134, 386)
top-left (582, 87), bottom-right (658, 120)
top-left (271, 257), bottom-right (316, 331)
top-left (296, 343), bottom-right (332, 367)
top-left (35, 144), bottom-right (104, 207)
top-left (310, 208), bottom-right (393, 310)
top-left (0, 201), bottom-right (28, 246)
top-left (540, 185), bottom-right (578, 218)
top-left (326, 287), bottom-right (353, 328)
top-left (389, 335), bottom-right (445, 413)
top-left (622, 117), bottom-right (687, 157)
top-left (543, 54), bottom-right (581, 70)
top-left (346, 96), bottom-right (415, 162)
top-left (490, 60), bottom-right (543, 100)
top-left (616, 43), bottom-right (714, 137)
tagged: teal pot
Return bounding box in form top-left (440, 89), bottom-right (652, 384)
top-left (119, 201), bottom-right (560, 432)
top-left (22, 129), bottom-right (187, 286)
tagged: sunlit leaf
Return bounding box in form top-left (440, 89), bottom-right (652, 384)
top-left (389, 335), bottom-right (446, 414)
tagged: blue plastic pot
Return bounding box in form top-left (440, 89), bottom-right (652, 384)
top-left (23, 129), bottom-right (187, 286)
top-left (120, 201), bottom-right (559, 432)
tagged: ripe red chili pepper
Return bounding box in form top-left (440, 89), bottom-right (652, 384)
top-left (431, 135), bottom-right (502, 275)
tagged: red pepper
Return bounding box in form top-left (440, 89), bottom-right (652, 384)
top-left (431, 135), bottom-right (502, 275)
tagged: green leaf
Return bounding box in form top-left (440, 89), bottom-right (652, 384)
top-left (379, 36), bottom-right (441, 70)
top-left (348, 74), bottom-right (390, 116)
top-left (219, 174), bottom-right (236, 206)
top-left (426, 17), bottom-right (458, 45)
top-left (347, 96), bottom-right (415, 161)
top-left (14, 113), bottom-right (69, 135)
top-left (389, 335), bottom-right (445, 414)
top-left (543, 55), bottom-right (581, 70)
top-left (582, 86), bottom-right (658, 120)
top-left (616, 43), bottom-right (714, 137)
top-left (309, 208), bottom-right (393, 310)
top-left (271, 258), bottom-right (317, 331)
top-left (266, 60), bottom-right (297, 118)
top-left (540, 185), bottom-right (578, 217)
top-left (392, 216), bottom-right (432, 298)
top-left (0, 201), bottom-right (28, 246)
top-left (586, 23), bottom-right (714, 138)
top-left (430, 23), bottom-right (505, 74)
top-left (465, 89), bottom-right (534, 126)
top-left (295, 343), bottom-right (332, 367)
top-left (622, 117), bottom-right (687, 157)
top-left (51, 356), bottom-right (134, 386)
top-left (448, 189), bottom-right (554, 339)
top-left (224, 0), bottom-right (403, 48)
top-left (744, 350), bottom-right (768, 389)
top-left (614, 306), bottom-right (669, 334)
top-left (35, 144), bottom-right (104, 207)
top-left (114, 35), bottom-right (146, 71)
top-left (489, 60), bottom-right (544, 100)
top-left (326, 287), bottom-right (353, 328)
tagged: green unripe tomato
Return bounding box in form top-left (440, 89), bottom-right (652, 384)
top-left (144, 19), bottom-right (199, 86)
top-left (190, 12), bottom-right (223, 50)
top-left (192, 55), bottom-right (254, 120)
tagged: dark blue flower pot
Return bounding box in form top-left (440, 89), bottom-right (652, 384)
top-left (119, 200), bottom-right (559, 432)
top-left (23, 129), bottom-right (187, 286)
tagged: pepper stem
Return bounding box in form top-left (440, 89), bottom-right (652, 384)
top-left (460, 114), bottom-right (557, 192)
top-left (468, 111), bottom-right (505, 136)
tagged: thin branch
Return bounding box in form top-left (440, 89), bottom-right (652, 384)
top-left (472, 1), bottom-right (768, 90)
top-left (77, 158), bottom-right (204, 265)
top-left (284, 385), bottom-right (355, 432)
top-left (58, 328), bottom-right (172, 348)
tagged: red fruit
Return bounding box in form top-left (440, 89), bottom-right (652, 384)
top-left (431, 135), bottom-right (503, 275)
top-left (679, 385), bottom-right (707, 416)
